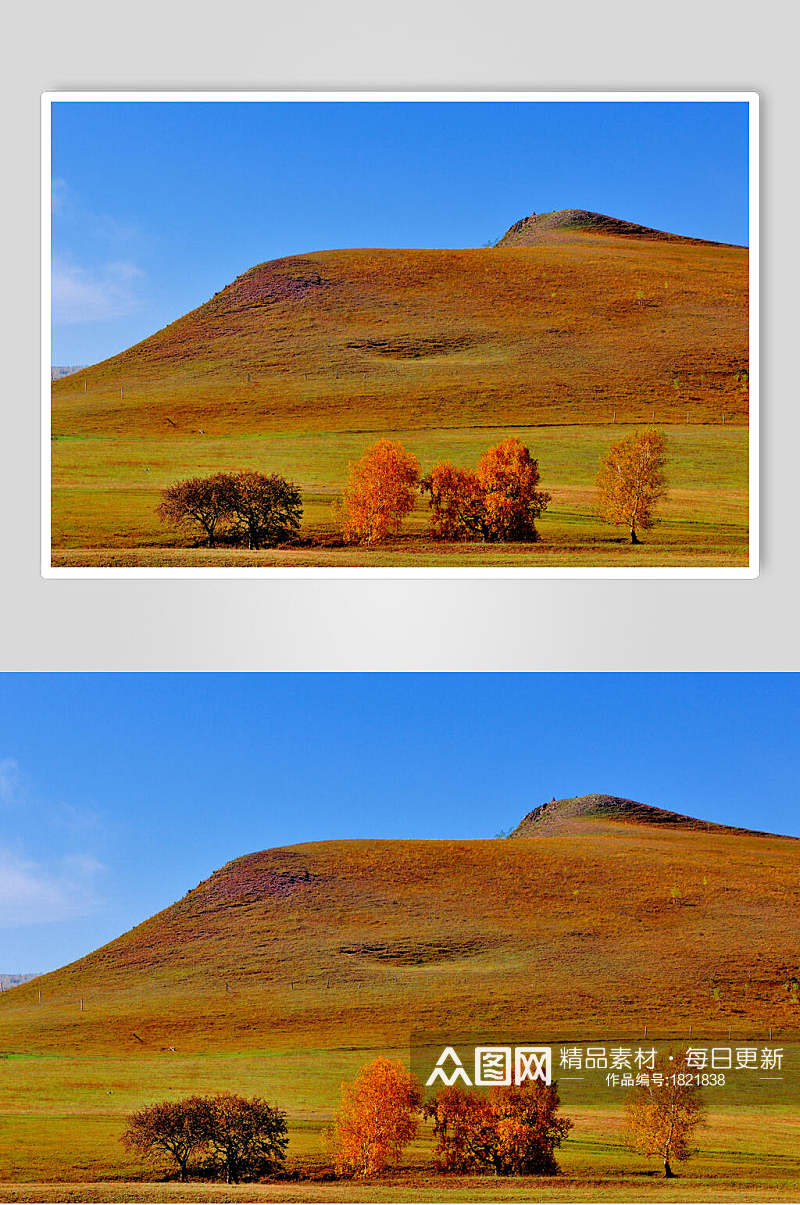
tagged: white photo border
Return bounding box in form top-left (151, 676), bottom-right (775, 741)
top-left (41, 90), bottom-right (759, 580)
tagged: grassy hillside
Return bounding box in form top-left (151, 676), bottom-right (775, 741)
top-left (52, 236), bottom-right (748, 437)
top-left (0, 797), bottom-right (795, 1194)
top-left (2, 797), bottom-right (796, 1053)
top-left (49, 214), bottom-right (749, 568)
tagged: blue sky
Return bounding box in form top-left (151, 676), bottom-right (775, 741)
top-left (0, 673), bottom-right (795, 974)
top-left (50, 99), bottom-right (750, 365)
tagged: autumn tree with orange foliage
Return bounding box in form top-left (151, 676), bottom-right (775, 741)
top-left (624, 1049), bottom-right (706, 1178)
top-left (332, 1057), bottom-right (423, 1178)
top-left (422, 462), bottom-right (488, 541)
top-left (422, 438), bottom-right (550, 542)
top-left (478, 438), bottom-right (551, 541)
top-left (340, 440), bottom-right (421, 544)
top-left (596, 429), bottom-right (667, 544)
top-left (425, 1080), bottom-right (572, 1176)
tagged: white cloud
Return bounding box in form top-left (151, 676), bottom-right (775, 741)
top-left (52, 255), bottom-right (145, 324)
top-left (51, 178), bottom-right (141, 243)
top-left (0, 849), bottom-right (104, 927)
top-left (50, 179), bottom-right (148, 326)
top-left (51, 176), bottom-right (69, 218)
top-left (0, 756), bottom-right (102, 832)
top-left (105, 259), bottom-right (145, 282)
top-left (94, 214), bottom-right (143, 243)
top-left (51, 800), bottom-right (104, 835)
top-left (0, 758), bottom-right (20, 803)
top-left (0, 757), bottom-right (107, 927)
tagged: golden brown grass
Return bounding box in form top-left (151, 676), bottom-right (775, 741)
top-left (3, 1167), bottom-right (800, 1204)
top-left (51, 240), bottom-right (748, 438)
top-left (2, 821), bottom-right (796, 1055)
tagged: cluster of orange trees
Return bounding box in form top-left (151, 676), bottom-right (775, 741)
top-left (340, 429), bottom-right (667, 546)
top-left (332, 1057), bottom-right (571, 1179)
top-left (341, 436), bottom-right (552, 545)
top-left (158, 430), bottom-right (668, 549)
top-left (122, 1050), bottom-right (705, 1184)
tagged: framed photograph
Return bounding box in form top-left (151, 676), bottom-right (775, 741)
top-left (43, 92), bottom-right (758, 577)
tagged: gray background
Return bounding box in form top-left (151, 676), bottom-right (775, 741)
top-left (2, 0), bottom-right (796, 670)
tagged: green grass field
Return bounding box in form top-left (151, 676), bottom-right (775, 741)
top-left (1, 1045), bottom-right (798, 1201)
top-left (50, 423), bottom-right (749, 568)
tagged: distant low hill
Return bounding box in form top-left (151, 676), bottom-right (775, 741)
top-left (51, 365), bottom-right (86, 381)
top-left (51, 210), bottom-right (748, 439)
top-left (1, 794), bottom-right (795, 1056)
top-left (0, 972), bottom-right (39, 991)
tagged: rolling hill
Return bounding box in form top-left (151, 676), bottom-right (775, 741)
top-left (1, 796), bottom-right (795, 1056)
top-left (51, 209), bottom-right (748, 439)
